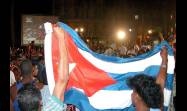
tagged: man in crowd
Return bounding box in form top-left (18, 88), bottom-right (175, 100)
top-left (10, 59), bottom-right (43, 111)
top-left (127, 46), bottom-right (168, 111)
top-left (17, 84), bottom-right (42, 111)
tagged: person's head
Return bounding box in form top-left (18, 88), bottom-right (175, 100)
top-left (38, 56), bottom-right (45, 64)
top-left (17, 83), bottom-right (42, 111)
top-left (31, 41), bottom-right (35, 45)
top-left (127, 74), bottom-right (163, 108)
top-left (32, 64), bottom-right (38, 77)
top-left (20, 59), bottom-right (33, 77)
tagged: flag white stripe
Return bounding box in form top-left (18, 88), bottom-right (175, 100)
top-left (88, 90), bottom-right (133, 109)
top-left (164, 88), bottom-right (172, 106)
top-left (44, 23), bottom-right (55, 95)
top-left (44, 23), bottom-right (77, 95)
top-left (78, 48), bottom-right (175, 74)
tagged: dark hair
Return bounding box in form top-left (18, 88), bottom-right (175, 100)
top-left (17, 83), bottom-right (41, 111)
top-left (38, 56), bottom-right (44, 62)
top-left (127, 74), bottom-right (163, 108)
top-left (20, 59), bottom-right (32, 76)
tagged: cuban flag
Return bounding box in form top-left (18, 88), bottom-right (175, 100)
top-left (44, 22), bottom-right (175, 111)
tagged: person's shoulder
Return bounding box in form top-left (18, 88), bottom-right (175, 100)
top-left (34, 81), bottom-right (44, 89)
top-left (10, 83), bottom-right (17, 90)
top-left (10, 70), bottom-right (15, 76)
top-left (10, 70), bottom-right (13, 73)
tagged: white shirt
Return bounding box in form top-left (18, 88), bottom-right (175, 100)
top-left (110, 43), bottom-right (116, 49)
top-left (10, 70), bottom-right (16, 87)
top-left (127, 49), bottom-right (137, 56)
top-left (104, 48), bottom-right (114, 56)
top-left (119, 46), bottom-right (127, 55)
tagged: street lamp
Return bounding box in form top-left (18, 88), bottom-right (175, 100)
top-left (80, 28), bottom-right (84, 32)
top-left (135, 15), bottom-right (139, 20)
top-left (117, 31), bottom-right (126, 40)
top-left (86, 39), bottom-right (89, 43)
top-left (170, 15), bottom-right (173, 20)
top-left (75, 28), bottom-right (78, 32)
top-left (148, 29), bottom-right (152, 34)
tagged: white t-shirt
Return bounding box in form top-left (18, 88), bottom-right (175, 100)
top-left (119, 46), bottom-right (127, 55)
top-left (127, 49), bottom-right (137, 56)
top-left (110, 43), bottom-right (116, 49)
top-left (104, 48), bottom-right (114, 56)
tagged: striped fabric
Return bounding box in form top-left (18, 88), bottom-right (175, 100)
top-left (43, 96), bottom-right (65, 111)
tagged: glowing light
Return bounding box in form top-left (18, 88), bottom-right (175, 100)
top-left (86, 39), bottom-right (90, 42)
top-left (170, 15), bottom-right (173, 19)
top-left (148, 30), bottom-right (152, 34)
top-left (135, 15), bottom-right (139, 20)
top-left (75, 28), bottom-right (78, 32)
top-left (80, 28), bottom-right (84, 32)
top-left (117, 31), bottom-right (126, 40)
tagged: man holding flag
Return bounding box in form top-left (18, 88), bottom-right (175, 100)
top-left (127, 46), bottom-right (168, 111)
top-left (16, 26), bottom-right (69, 111)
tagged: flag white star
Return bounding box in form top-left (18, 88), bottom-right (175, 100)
top-left (69, 63), bottom-right (76, 74)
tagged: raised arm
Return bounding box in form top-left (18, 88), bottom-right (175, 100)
top-left (52, 26), bottom-right (69, 101)
top-left (156, 46), bottom-right (168, 91)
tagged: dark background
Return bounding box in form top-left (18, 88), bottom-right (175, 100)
top-left (11, 0), bottom-right (176, 46)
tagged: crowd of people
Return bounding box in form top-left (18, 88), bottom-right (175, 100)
top-left (86, 31), bottom-right (176, 58)
top-left (10, 38), bottom-right (79, 111)
top-left (10, 29), bottom-right (176, 111)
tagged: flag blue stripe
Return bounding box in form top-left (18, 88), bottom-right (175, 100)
top-left (165, 74), bottom-right (174, 90)
top-left (106, 65), bottom-right (173, 90)
top-left (104, 74), bottom-right (173, 90)
top-left (163, 106), bottom-right (168, 111)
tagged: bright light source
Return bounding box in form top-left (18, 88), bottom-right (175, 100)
top-left (170, 15), bottom-right (173, 19)
top-left (129, 28), bottom-right (132, 32)
top-left (135, 15), bottom-right (139, 20)
top-left (86, 39), bottom-right (89, 43)
top-left (80, 28), bottom-right (84, 32)
top-left (75, 28), bottom-right (78, 32)
top-left (117, 31), bottom-right (126, 40)
top-left (148, 30), bottom-right (152, 34)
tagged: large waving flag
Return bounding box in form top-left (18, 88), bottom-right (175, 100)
top-left (44, 22), bottom-right (175, 111)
